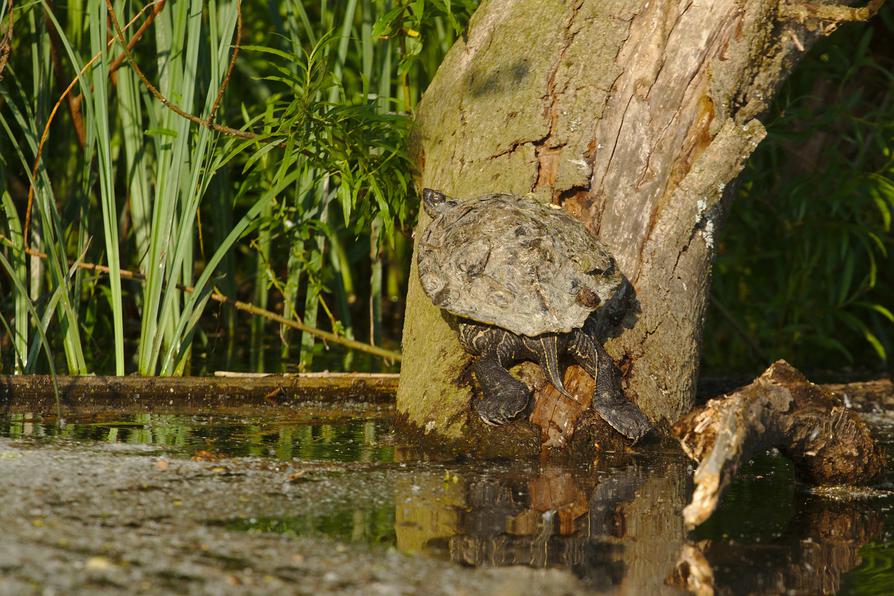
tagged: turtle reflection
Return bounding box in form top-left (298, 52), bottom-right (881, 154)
top-left (395, 457), bottom-right (689, 593)
top-left (393, 453), bottom-right (887, 594)
top-left (449, 467), bottom-right (635, 589)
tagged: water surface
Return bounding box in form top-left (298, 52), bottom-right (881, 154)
top-left (2, 409), bottom-right (892, 594)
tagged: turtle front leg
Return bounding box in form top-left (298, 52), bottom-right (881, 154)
top-left (568, 329), bottom-right (652, 441)
top-left (459, 324), bottom-right (531, 426)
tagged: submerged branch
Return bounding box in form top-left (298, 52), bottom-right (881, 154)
top-left (105, 0), bottom-right (253, 140)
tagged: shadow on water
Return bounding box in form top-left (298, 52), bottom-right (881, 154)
top-left (2, 410), bottom-right (893, 593)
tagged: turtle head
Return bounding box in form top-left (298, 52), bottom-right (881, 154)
top-left (422, 188), bottom-right (457, 218)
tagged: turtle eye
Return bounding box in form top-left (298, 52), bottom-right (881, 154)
top-left (576, 287), bottom-right (601, 308)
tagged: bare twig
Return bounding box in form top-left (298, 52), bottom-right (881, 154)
top-left (204, 290), bottom-right (401, 362)
top-left (1, 237), bottom-right (402, 362)
top-left (104, 0), bottom-right (319, 153)
top-left (107, 0), bottom-right (166, 74)
top-left (207, 0), bottom-right (242, 124)
top-left (105, 0), bottom-right (254, 140)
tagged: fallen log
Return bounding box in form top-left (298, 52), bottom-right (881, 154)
top-left (673, 360), bottom-right (885, 528)
top-left (0, 372), bottom-right (399, 415)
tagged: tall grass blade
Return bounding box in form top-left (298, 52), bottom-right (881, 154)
top-left (2, 191), bottom-right (28, 371)
top-left (88, 1), bottom-right (125, 375)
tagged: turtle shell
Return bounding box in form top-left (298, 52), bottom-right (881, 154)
top-left (417, 193), bottom-right (622, 337)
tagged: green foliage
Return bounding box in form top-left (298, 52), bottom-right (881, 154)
top-left (372, 0), bottom-right (477, 76)
top-left (2, 0), bottom-right (890, 377)
top-left (0, 0), bottom-right (460, 375)
top-left (705, 10), bottom-right (894, 374)
top-left (229, 0), bottom-right (471, 371)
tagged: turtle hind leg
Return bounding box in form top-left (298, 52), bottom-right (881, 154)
top-left (568, 329), bottom-right (652, 441)
top-left (460, 324), bottom-right (531, 426)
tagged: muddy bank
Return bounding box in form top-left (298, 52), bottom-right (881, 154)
top-left (0, 437), bottom-right (585, 595)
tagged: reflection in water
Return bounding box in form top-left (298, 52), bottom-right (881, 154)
top-left (395, 456), bottom-right (690, 593)
top-left (689, 498), bottom-right (885, 595)
top-left (0, 412), bottom-right (394, 462)
top-left (394, 453), bottom-right (889, 594)
top-left (2, 411), bottom-right (891, 592)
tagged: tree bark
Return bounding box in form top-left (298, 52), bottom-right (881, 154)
top-left (398, 0), bottom-right (866, 453)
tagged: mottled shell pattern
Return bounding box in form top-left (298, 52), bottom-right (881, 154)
top-left (417, 191), bottom-right (622, 337)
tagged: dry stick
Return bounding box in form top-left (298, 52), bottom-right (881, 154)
top-left (105, 0), bottom-right (254, 141)
top-left (107, 0), bottom-right (166, 75)
top-left (11, 242), bottom-right (401, 362)
top-left (207, 0), bottom-right (242, 124)
top-left (23, 0), bottom-right (165, 248)
top-left (105, 0), bottom-right (317, 152)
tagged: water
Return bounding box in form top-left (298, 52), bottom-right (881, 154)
top-left (0, 410), bottom-right (395, 461)
top-left (2, 409), bottom-right (893, 594)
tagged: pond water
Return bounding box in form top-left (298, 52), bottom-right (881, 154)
top-left (2, 408), bottom-right (893, 594)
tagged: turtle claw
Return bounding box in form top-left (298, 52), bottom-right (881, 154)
top-left (475, 396), bottom-right (530, 426)
top-left (474, 385), bottom-right (531, 427)
top-left (550, 378), bottom-right (573, 399)
top-left (566, 328), bottom-right (653, 441)
top-left (591, 397), bottom-right (652, 442)
top-left (470, 348), bottom-right (532, 426)
top-left (478, 413), bottom-right (500, 427)
top-left (591, 363), bottom-right (652, 442)
top-left (528, 335), bottom-right (572, 398)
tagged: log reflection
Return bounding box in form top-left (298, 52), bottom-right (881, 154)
top-left (675, 498), bottom-right (885, 595)
top-left (394, 453), bottom-right (886, 594)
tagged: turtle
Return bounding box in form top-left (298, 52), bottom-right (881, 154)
top-left (417, 189), bottom-right (652, 441)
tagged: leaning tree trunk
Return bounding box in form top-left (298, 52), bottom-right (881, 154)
top-left (398, 0), bottom-right (875, 454)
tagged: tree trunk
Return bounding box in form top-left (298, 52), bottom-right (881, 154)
top-left (398, 0), bottom-right (864, 454)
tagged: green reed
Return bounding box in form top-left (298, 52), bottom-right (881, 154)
top-left (1, 0), bottom-right (464, 375)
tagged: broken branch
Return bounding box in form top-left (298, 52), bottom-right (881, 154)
top-left (673, 360), bottom-right (884, 528)
top-left (781, 0), bottom-right (887, 24)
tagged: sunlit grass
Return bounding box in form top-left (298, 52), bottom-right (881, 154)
top-left (2, 0), bottom-right (889, 376)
